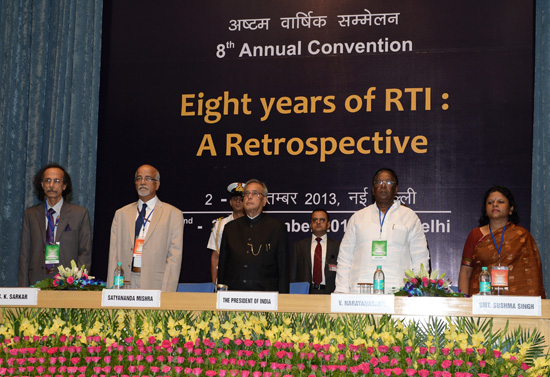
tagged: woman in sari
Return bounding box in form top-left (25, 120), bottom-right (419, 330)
top-left (458, 186), bottom-right (545, 297)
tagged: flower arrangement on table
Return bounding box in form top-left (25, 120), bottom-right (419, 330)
top-left (32, 260), bottom-right (105, 291)
top-left (394, 264), bottom-right (466, 297)
top-left (0, 309), bottom-right (548, 377)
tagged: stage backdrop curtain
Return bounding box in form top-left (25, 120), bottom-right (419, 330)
top-left (0, 1), bottom-right (103, 286)
top-left (533, 0), bottom-right (550, 294)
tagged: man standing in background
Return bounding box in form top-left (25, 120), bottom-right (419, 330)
top-left (207, 182), bottom-right (245, 283)
top-left (291, 208), bottom-right (340, 294)
top-left (18, 163), bottom-right (92, 286)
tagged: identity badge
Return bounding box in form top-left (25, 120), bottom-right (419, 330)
top-left (45, 243), bottom-right (60, 264)
top-left (372, 240), bottom-right (387, 259)
top-left (133, 238), bottom-right (144, 267)
top-left (491, 266), bottom-right (509, 287)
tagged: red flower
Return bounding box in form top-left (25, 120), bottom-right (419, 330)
top-left (421, 276), bottom-right (429, 287)
top-left (66, 276), bottom-right (74, 284)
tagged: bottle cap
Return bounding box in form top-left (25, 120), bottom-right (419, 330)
top-left (117, 262), bottom-right (122, 266)
top-left (482, 267), bottom-right (487, 270)
top-left (377, 265), bottom-right (382, 269)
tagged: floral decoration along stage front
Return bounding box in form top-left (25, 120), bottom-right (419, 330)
top-left (0, 309), bottom-right (548, 377)
top-left (394, 264), bottom-right (466, 297)
top-left (32, 260), bottom-right (105, 291)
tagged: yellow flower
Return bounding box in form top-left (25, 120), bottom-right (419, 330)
top-left (167, 328), bottom-right (180, 338)
top-left (242, 328), bottom-right (252, 339)
top-left (221, 321), bottom-right (233, 331)
top-left (167, 317), bottom-right (177, 329)
top-left (104, 338), bottom-right (116, 347)
top-left (210, 329), bottom-right (223, 340)
top-left (353, 337), bottom-right (367, 346)
top-left (471, 331), bottom-right (484, 347)
top-left (533, 356), bottom-right (550, 369)
top-left (280, 327), bottom-right (293, 341)
top-left (196, 320), bottom-right (209, 331)
top-left (254, 323), bottom-right (263, 334)
top-left (19, 318), bottom-right (31, 332)
top-left (232, 314), bottom-right (244, 326)
top-left (518, 342), bottom-right (530, 356)
top-left (52, 317), bottom-right (66, 328)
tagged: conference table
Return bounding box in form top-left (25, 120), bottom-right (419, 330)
top-left (7, 290), bottom-right (549, 349)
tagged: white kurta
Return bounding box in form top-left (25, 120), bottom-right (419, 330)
top-left (335, 199), bottom-right (429, 293)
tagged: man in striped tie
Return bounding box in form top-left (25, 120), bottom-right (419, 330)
top-left (18, 163), bottom-right (92, 286)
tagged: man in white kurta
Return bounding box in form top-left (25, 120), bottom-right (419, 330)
top-left (335, 168), bottom-right (429, 293)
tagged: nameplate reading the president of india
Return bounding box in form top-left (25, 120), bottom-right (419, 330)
top-left (331, 293), bottom-right (395, 314)
top-left (472, 295), bottom-right (541, 317)
top-left (216, 291), bottom-right (278, 311)
top-left (101, 289), bottom-right (161, 308)
top-left (0, 288), bottom-right (39, 306)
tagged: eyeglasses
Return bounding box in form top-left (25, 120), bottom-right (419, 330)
top-left (230, 196), bottom-right (243, 202)
top-left (373, 180), bottom-right (395, 187)
top-left (243, 191), bottom-right (264, 198)
top-left (135, 176), bottom-right (158, 183)
top-left (42, 178), bottom-right (63, 185)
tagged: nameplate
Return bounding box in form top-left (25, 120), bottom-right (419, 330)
top-left (216, 291), bottom-right (278, 311)
top-left (0, 288), bottom-right (39, 306)
top-left (472, 295), bottom-right (541, 316)
top-left (331, 294), bottom-right (395, 314)
top-left (101, 289), bottom-right (161, 308)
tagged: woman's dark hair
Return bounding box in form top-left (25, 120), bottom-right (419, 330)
top-left (32, 163), bottom-right (73, 202)
top-left (478, 185), bottom-right (519, 226)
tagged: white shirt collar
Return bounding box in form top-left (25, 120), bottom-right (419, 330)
top-left (138, 196), bottom-right (158, 211)
top-left (311, 233), bottom-right (327, 242)
top-left (46, 197), bottom-right (64, 214)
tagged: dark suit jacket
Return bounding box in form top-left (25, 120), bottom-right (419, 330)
top-left (290, 236), bottom-right (340, 294)
top-left (18, 201), bottom-right (92, 286)
top-left (218, 213), bottom-right (289, 293)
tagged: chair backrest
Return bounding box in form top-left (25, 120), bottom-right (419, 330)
top-left (177, 282), bottom-right (216, 293)
top-left (290, 282), bottom-right (310, 294)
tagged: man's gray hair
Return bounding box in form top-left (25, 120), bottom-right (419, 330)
top-left (135, 164), bottom-right (160, 181)
top-left (245, 179), bottom-right (268, 196)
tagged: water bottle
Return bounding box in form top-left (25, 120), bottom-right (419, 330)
top-left (479, 267), bottom-right (491, 295)
top-left (373, 265), bottom-right (385, 294)
top-left (113, 262), bottom-right (124, 289)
